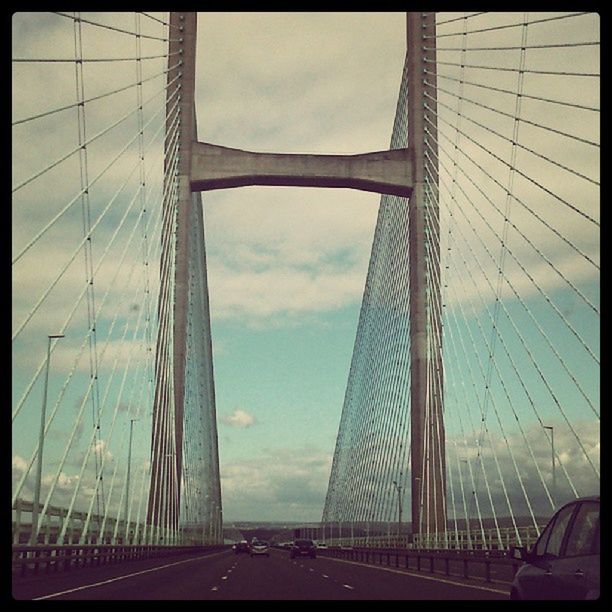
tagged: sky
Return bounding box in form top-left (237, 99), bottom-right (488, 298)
top-left (12, 12), bottom-right (599, 527)
top-left (12, 11), bottom-right (407, 525)
top-left (195, 13), bottom-right (407, 522)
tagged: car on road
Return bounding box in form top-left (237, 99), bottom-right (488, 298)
top-left (250, 540), bottom-right (270, 557)
top-left (510, 496), bottom-right (599, 600)
top-left (290, 538), bottom-right (317, 559)
top-left (233, 540), bottom-right (250, 555)
top-left (315, 542), bottom-right (328, 550)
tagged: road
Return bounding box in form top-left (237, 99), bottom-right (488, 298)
top-left (12, 548), bottom-right (510, 600)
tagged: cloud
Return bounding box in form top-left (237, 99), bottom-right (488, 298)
top-left (220, 408), bottom-right (257, 429)
top-left (12, 12), bottom-right (599, 528)
top-left (220, 446), bottom-right (333, 521)
top-left (204, 186), bottom-right (378, 326)
top-left (324, 417), bottom-right (600, 527)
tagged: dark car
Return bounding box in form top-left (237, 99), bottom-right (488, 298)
top-left (290, 538), bottom-right (317, 559)
top-left (233, 540), bottom-right (250, 555)
top-left (510, 496), bottom-right (599, 600)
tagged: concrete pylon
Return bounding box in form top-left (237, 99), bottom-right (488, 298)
top-left (148, 11), bottom-right (198, 539)
top-left (407, 12), bottom-right (446, 542)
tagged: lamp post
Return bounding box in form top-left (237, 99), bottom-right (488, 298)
top-left (543, 425), bottom-right (556, 507)
top-left (459, 461), bottom-right (472, 549)
top-left (31, 333), bottom-right (64, 545)
top-left (392, 476), bottom-right (403, 542)
top-left (211, 500), bottom-right (217, 544)
top-left (124, 418), bottom-right (138, 543)
top-left (414, 476), bottom-right (421, 546)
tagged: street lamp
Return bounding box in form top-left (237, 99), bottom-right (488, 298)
top-left (392, 476), bottom-right (403, 542)
top-left (459, 461), bottom-right (472, 549)
top-left (414, 476), bottom-right (422, 546)
top-left (31, 333), bottom-right (64, 545)
top-left (543, 425), bottom-right (556, 507)
top-left (124, 418), bottom-right (139, 543)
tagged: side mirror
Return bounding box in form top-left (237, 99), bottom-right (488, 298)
top-left (510, 546), bottom-right (528, 562)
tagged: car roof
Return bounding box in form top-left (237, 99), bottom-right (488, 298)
top-left (555, 495), bottom-right (599, 513)
top-left (563, 495), bottom-right (599, 504)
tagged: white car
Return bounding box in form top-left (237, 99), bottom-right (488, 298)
top-left (250, 540), bottom-right (270, 557)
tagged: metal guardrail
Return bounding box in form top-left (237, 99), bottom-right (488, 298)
top-left (12, 544), bottom-right (229, 578)
top-left (12, 499), bottom-right (219, 546)
top-left (323, 525), bottom-right (544, 551)
top-left (412, 526), bottom-right (544, 550)
top-left (318, 546), bottom-right (521, 585)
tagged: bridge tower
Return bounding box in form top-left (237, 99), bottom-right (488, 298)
top-left (407, 12), bottom-right (446, 539)
top-left (147, 11), bottom-right (445, 544)
top-left (147, 12), bottom-right (223, 544)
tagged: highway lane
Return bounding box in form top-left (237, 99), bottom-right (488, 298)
top-left (12, 548), bottom-right (510, 600)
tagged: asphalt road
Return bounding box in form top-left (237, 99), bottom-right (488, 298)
top-left (12, 548), bottom-right (510, 600)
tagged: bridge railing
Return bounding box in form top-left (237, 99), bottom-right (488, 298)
top-left (323, 525), bottom-right (543, 551)
top-left (325, 525), bottom-right (543, 550)
top-left (319, 545), bottom-right (520, 585)
top-left (12, 544), bottom-right (228, 579)
top-left (412, 526), bottom-right (544, 550)
top-left (13, 499), bottom-right (220, 546)
top-left (324, 536), bottom-right (412, 549)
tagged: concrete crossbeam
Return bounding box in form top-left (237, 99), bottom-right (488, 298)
top-left (190, 141), bottom-right (413, 198)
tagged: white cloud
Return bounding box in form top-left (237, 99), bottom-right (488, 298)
top-left (221, 409), bottom-right (257, 429)
top-left (220, 446), bottom-right (333, 521)
top-left (12, 12), bottom-right (599, 527)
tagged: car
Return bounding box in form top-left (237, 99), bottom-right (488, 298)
top-left (250, 540), bottom-right (270, 557)
top-left (234, 540), bottom-right (250, 555)
top-left (510, 496), bottom-right (599, 600)
top-left (316, 542), bottom-right (328, 550)
top-left (290, 538), bottom-right (317, 559)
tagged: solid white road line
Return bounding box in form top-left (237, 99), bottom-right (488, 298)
top-left (33, 551), bottom-right (229, 600)
top-left (320, 556), bottom-right (509, 595)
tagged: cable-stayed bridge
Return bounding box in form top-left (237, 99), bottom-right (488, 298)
top-left (12, 11), bottom-right (599, 561)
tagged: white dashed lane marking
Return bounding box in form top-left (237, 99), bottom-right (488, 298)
top-left (342, 584), bottom-right (355, 590)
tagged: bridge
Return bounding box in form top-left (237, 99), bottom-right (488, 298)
top-left (12, 11), bottom-right (599, 599)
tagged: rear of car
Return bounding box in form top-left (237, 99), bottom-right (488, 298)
top-left (510, 496), bottom-right (599, 600)
top-left (234, 540), bottom-right (250, 555)
top-left (250, 540), bottom-right (270, 557)
top-left (290, 539), bottom-right (317, 559)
